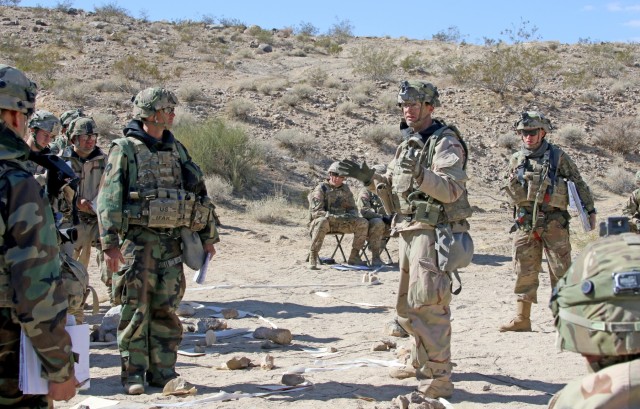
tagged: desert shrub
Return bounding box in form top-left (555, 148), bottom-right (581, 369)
top-left (554, 124), bottom-right (585, 146)
top-left (432, 26), bottom-right (462, 43)
top-left (578, 90), bottom-right (604, 104)
top-left (350, 93), bottom-right (369, 106)
top-left (609, 79), bottom-right (633, 96)
top-left (314, 37), bottom-right (343, 55)
top-left (94, 1), bottom-right (130, 22)
top-left (90, 79), bottom-right (121, 93)
top-left (158, 40), bottom-right (178, 57)
top-left (602, 167), bottom-right (635, 195)
top-left (247, 193), bottom-right (289, 224)
top-left (337, 101), bottom-right (358, 116)
top-left (351, 45), bottom-right (398, 82)
top-left (173, 118), bottom-right (263, 191)
top-left (278, 92), bottom-right (300, 108)
top-left (291, 84), bottom-right (315, 100)
top-left (176, 84), bottom-right (204, 103)
top-left (360, 124), bottom-right (397, 146)
top-left (256, 79), bottom-right (288, 95)
top-left (497, 133), bottom-right (520, 150)
top-left (305, 66), bottom-right (328, 87)
top-left (562, 68), bottom-right (594, 89)
top-left (113, 55), bottom-right (164, 84)
top-left (236, 79), bottom-right (257, 92)
top-left (400, 51), bottom-right (432, 74)
top-left (92, 112), bottom-right (120, 139)
top-left (273, 129), bottom-right (315, 158)
top-left (513, 47), bottom-right (555, 92)
top-left (352, 81), bottom-right (374, 96)
top-left (325, 77), bottom-right (345, 89)
top-left (173, 106), bottom-right (197, 127)
top-left (225, 98), bottom-right (255, 121)
top-left (296, 21), bottom-right (319, 36)
top-left (593, 117), bottom-right (640, 154)
top-left (204, 174), bottom-right (234, 203)
top-left (247, 25), bottom-right (273, 44)
top-left (379, 95), bottom-right (399, 113)
top-left (53, 78), bottom-right (92, 104)
top-left (326, 18), bottom-right (353, 44)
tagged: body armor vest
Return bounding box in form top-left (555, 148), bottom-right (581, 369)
top-left (119, 137), bottom-right (210, 231)
top-left (391, 126), bottom-right (472, 225)
top-left (61, 147), bottom-right (106, 217)
top-left (503, 145), bottom-right (569, 211)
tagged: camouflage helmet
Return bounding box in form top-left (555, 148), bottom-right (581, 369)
top-left (397, 80), bottom-right (441, 107)
top-left (132, 87), bottom-right (178, 119)
top-left (60, 108), bottom-right (85, 128)
top-left (0, 64), bottom-right (37, 115)
top-left (550, 233), bottom-right (640, 357)
top-left (514, 111), bottom-right (553, 133)
top-left (328, 161), bottom-right (348, 176)
top-left (28, 110), bottom-right (60, 134)
top-left (68, 117), bottom-right (97, 140)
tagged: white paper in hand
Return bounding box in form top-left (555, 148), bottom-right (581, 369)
top-left (193, 253), bottom-right (211, 284)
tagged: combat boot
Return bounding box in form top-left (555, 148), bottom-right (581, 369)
top-left (370, 254), bottom-right (384, 267)
top-left (308, 251), bottom-right (320, 270)
top-left (417, 378), bottom-right (454, 399)
top-left (347, 249), bottom-right (366, 266)
top-left (499, 300), bottom-right (532, 332)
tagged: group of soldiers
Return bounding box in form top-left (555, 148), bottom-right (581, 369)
top-left (0, 60), bottom-right (638, 407)
top-left (0, 64), bottom-right (219, 407)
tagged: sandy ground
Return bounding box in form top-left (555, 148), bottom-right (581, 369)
top-left (55, 187), bottom-right (623, 409)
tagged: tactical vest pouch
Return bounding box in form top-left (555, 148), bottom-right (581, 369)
top-left (190, 200), bottom-right (212, 232)
top-left (526, 172), bottom-right (551, 202)
top-left (413, 200), bottom-right (443, 226)
top-left (503, 176), bottom-right (528, 205)
top-left (547, 178), bottom-right (569, 210)
top-left (148, 197), bottom-right (182, 228)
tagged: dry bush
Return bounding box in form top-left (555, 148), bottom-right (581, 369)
top-left (497, 133), bottom-right (520, 150)
top-left (92, 112), bottom-right (120, 139)
top-left (325, 77), bottom-right (345, 89)
top-left (305, 66), bottom-right (328, 87)
top-left (90, 79), bottom-right (122, 93)
top-left (609, 79), bottom-right (633, 96)
top-left (554, 124), bottom-right (585, 146)
top-left (225, 98), bottom-right (255, 121)
top-left (93, 1), bottom-right (131, 22)
top-left (247, 193), bottom-right (290, 224)
top-left (176, 84), bottom-right (204, 103)
top-left (236, 79), bottom-right (257, 92)
top-left (337, 101), bottom-right (358, 116)
top-left (360, 124), bottom-right (397, 146)
top-left (257, 79), bottom-right (288, 95)
top-left (593, 117), bottom-right (640, 154)
top-left (351, 45), bottom-right (397, 82)
top-left (578, 91), bottom-right (604, 104)
top-left (352, 82), bottom-right (374, 96)
top-left (379, 95), bottom-right (399, 114)
top-left (204, 174), bottom-right (234, 203)
top-left (350, 92), bottom-right (369, 106)
top-left (291, 84), bottom-right (315, 100)
top-left (54, 78), bottom-right (92, 104)
top-left (278, 92), bottom-right (300, 108)
top-left (273, 129), bottom-right (315, 158)
top-left (173, 106), bottom-right (197, 127)
top-left (601, 167), bottom-right (635, 195)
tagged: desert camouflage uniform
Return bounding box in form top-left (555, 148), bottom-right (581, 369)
top-left (97, 118), bottom-right (219, 388)
top-left (368, 118), bottom-right (472, 397)
top-left (502, 140), bottom-right (594, 303)
top-left (0, 126), bottom-right (75, 408)
top-left (357, 187), bottom-right (390, 261)
top-left (309, 181), bottom-right (368, 260)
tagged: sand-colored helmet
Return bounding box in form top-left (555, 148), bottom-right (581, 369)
top-left (0, 64), bottom-right (37, 115)
top-left (132, 87), bottom-right (178, 119)
top-left (28, 110), bottom-right (60, 134)
top-left (550, 232), bottom-right (640, 357)
top-left (514, 111), bottom-right (553, 133)
top-left (397, 80), bottom-right (441, 107)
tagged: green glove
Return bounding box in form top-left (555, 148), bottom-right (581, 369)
top-left (337, 160), bottom-right (375, 185)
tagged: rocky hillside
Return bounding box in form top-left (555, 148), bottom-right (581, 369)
top-left (1, 5), bottom-right (639, 206)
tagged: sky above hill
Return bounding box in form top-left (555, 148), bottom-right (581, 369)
top-left (18, 0), bottom-right (640, 44)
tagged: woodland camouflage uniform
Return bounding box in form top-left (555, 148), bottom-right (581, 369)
top-left (548, 230), bottom-right (640, 408)
top-left (0, 65), bottom-right (75, 408)
top-left (308, 162), bottom-right (368, 269)
top-left (97, 87), bottom-right (219, 393)
top-left (500, 112), bottom-right (595, 332)
top-left (49, 108), bottom-right (84, 156)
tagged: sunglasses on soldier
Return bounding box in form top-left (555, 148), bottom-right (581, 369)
top-left (518, 129), bottom-right (540, 136)
top-left (158, 107), bottom-right (175, 114)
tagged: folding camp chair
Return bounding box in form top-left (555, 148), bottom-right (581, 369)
top-left (360, 236), bottom-right (393, 266)
top-left (329, 233), bottom-right (347, 263)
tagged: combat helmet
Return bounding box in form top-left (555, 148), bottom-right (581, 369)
top-left (550, 232), bottom-right (640, 357)
top-left (60, 108), bottom-right (85, 128)
top-left (514, 111), bottom-right (552, 133)
top-left (328, 161), bottom-right (348, 176)
top-left (0, 64), bottom-right (37, 115)
top-left (67, 117), bottom-right (97, 142)
top-left (397, 80), bottom-right (441, 107)
top-left (28, 110), bottom-right (60, 135)
top-left (132, 87), bottom-right (178, 119)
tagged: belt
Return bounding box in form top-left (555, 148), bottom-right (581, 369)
top-left (158, 256), bottom-right (182, 268)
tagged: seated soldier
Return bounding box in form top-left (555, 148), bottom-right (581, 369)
top-left (357, 164), bottom-right (392, 267)
top-left (308, 162), bottom-right (368, 270)
top-left (622, 170), bottom-right (640, 233)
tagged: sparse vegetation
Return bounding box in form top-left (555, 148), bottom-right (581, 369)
top-left (360, 124), bottom-right (397, 146)
top-left (326, 18), bottom-right (353, 44)
top-left (602, 167), bottom-right (636, 195)
top-left (351, 45), bottom-right (397, 82)
top-left (273, 129), bottom-right (315, 159)
top-left (304, 67), bottom-right (328, 87)
top-left (247, 193), bottom-right (289, 224)
top-left (225, 98), bottom-right (255, 121)
top-left (554, 124), bottom-right (585, 146)
top-left (593, 117), bottom-right (640, 155)
top-left (497, 133), bottom-right (520, 150)
top-left (204, 174), bottom-right (234, 203)
top-left (94, 1), bottom-right (130, 22)
top-left (337, 101), bottom-right (358, 116)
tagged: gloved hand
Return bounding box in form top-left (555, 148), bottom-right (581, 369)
top-left (336, 160), bottom-right (374, 184)
top-left (398, 154), bottom-right (423, 179)
top-left (382, 214), bottom-right (393, 225)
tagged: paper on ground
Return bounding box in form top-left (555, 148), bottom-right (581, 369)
top-left (153, 384), bottom-right (312, 407)
top-left (314, 291), bottom-right (392, 308)
top-left (284, 358), bottom-right (404, 374)
top-left (183, 328), bottom-right (251, 339)
top-left (70, 397), bottom-right (119, 409)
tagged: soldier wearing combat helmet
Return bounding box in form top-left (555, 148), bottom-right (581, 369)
top-left (97, 87), bottom-right (219, 395)
top-left (307, 161), bottom-right (369, 269)
top-left (500, 111), bottom-right (596, 333)
top-left (622, 170), bottom-right (640, 233)
top-left (548, 218), bottom-right (640, 408)
top-left (49, 108), bottom-right (85, 155)
top-left (337, 80), bottom-right (473, 399)
top-left (0, 64), bottom-right (77, 406)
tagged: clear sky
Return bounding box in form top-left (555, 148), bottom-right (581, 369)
top-left (17, 0), bottom-right (640, 44)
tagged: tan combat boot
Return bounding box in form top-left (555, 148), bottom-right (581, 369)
top-left (347, 249), bottom-right (366, 266)
top-left (308, 251), bottom-right (320, 270)
top-left (499, 300), bottom-right (532, 332)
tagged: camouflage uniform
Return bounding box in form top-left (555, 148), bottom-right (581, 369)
top-left (356, 186), bottom-right (390, 265)
top-left (548, 231), bottom-right (640, 408)
top-left (0, 65), bottom-right (75, 408)
top-left (501, 112), bottom-right (595, 332)
top-left (622, 171), bottom-right (640, 233)
top-left (97, 88), bottom-right (219, 392)
top-left (49, 109), bottom-right (84, 156)
top-left (339, 81), bottom-right (473, 399)
top-left (308, 176), bottom-right (368, 267)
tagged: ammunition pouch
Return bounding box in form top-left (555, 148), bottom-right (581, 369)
top-left (547, 178), bottom-right (569, 210)
top-left (413, 199), bottom-right (444, 226)
top-left (526, 171), bottom-right (551, 202)
top-left (126, 188), bottom-right (212, 231)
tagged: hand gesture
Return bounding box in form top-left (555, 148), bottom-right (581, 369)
top-left (336, 160), bottom-right (374, 184)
